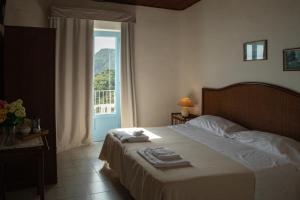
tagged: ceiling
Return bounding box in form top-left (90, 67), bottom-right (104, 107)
top-left (93, 0), bottom-right (201, 10)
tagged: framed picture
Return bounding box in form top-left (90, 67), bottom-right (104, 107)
top-left (283, 47), bottom-right (300, 71)
top-left (243, 40), bottom-right (268, 61)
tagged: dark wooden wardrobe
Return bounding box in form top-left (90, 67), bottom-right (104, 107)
top-left (0, 30), bottom-right (3, 99)
top-left (2, 26), bottom-right (57, 188)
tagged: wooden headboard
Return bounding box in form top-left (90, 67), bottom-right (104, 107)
top-left (202, 82), bottom-right (300, 141)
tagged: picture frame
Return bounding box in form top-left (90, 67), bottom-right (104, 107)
top-left (283, 47), bottom-right (300, 71)
top-left (243, 40), bottom-right (268, 61)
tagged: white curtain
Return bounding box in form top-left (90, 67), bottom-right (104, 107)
top-left (51, 7), bottom-right (136, 22)
top-left (121, 22), bottom-right (137, 127)
top-left (50, 17), bottom-right (94, 152)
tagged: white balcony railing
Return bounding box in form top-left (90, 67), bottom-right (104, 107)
top-left (94, 90), bottom-right (115, 114)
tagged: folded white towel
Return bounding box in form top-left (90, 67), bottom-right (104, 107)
top-left (133, 130), bottom-right (144, 136)
top-left (137, 147), bottom-right (191, 169)
top-left (112, 130), bottom-right (149, 143)
top-left (149, 147), bottom-right (182, 161)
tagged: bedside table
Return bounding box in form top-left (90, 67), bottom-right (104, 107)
top-left (171, 113), bottom-right (198, 125)
top-left (0, 130), bottom-right (49, 200)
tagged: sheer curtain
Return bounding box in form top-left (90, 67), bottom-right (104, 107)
top-left (50, 17), bottom-right (94, 152)
top-left (121, 22), bottom-right (137, 127)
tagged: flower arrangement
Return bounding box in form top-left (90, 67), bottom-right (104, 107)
top-left (0, 99), bottom-right (26, 128)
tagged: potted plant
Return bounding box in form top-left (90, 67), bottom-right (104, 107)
top-left (0, 99), bottom-right (26, 145)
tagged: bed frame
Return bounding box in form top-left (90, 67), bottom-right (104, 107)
top-left (202, 82), bottom-right (300, 141)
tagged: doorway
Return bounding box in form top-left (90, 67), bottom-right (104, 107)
top-left (93, 24), bottom-right (121, 141)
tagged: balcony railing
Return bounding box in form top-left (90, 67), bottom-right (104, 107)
top-left (94, 90), bottom-right (115, 114)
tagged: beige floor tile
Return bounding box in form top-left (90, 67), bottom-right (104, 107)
top-left (6, 142), bottom-right (133, 200)
top-left (91, 190), bottom-right (133, 200)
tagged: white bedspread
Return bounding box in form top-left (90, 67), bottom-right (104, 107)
top-left (170, 124), bottom-right (300, 200)
top-left (100, 127), bottom-right (255, 200)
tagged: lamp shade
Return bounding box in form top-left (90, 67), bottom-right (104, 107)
top-left (177, 97), bottom-right (194, 107)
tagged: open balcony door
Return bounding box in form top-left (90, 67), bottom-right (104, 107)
top-left (93, 30), bottom-right (121, 141)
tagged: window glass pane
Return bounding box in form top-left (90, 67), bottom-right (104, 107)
top-left (247, 45), bottom-right (253, 60)
top-left (256, 44), bottom-right (264, 59)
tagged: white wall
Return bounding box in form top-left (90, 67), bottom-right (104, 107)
top-left (5, 0), bottom-right (300, 125)
top-left (179, 0), bottom-right (300, 114)
top-left (5, 0), bottom-right (181, 127)
top-left (5, 0), bottom-right (52, 27)
top-left (134, 6), bottom-right (180, 126)
top-left (51, 1), bottom-right (181, 127)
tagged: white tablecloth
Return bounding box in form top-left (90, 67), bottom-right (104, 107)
top-left (0, 137), bottom-right (43, 151)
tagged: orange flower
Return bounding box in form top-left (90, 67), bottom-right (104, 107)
top-left (0, 108), bottom-right (7, 123)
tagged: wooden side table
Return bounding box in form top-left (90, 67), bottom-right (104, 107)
top-left (0, 130), bottom-right (49, 200)
top-left (171, 113), bottom-right (199, 125)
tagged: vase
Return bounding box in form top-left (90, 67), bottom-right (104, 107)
top-left (3, 126), bottom-right (16, 146)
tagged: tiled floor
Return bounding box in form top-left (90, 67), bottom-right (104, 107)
top-left (6, 142), bottom-right (134, 200)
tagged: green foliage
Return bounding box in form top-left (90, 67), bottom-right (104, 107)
top-left (4, 112), bottom-right (24, 127)
top-left (94, 69), bottom-right (115, 91)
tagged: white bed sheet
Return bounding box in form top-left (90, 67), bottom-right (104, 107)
top-left (169, 124), bottom-right (300, 200)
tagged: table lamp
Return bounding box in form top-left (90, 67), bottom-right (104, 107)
top-left (177, 97), bottom-right (194, 117)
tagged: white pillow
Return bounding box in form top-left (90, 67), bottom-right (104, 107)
top-left (186, 115), bottom-right (247, 136)
top-left (229, 131), bottom-right (300, 164)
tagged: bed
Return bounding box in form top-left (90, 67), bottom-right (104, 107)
top-left (99, 82), bottom-right (300, 200)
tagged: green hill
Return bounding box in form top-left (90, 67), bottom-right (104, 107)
top-left (94, 48), bottom-right (116, 75)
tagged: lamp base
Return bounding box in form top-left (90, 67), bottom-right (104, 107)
top-left (180, 108), bottom-right (189, 117)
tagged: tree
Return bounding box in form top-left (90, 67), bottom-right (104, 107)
top-left (94, 69), bottom-right (115, 91)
